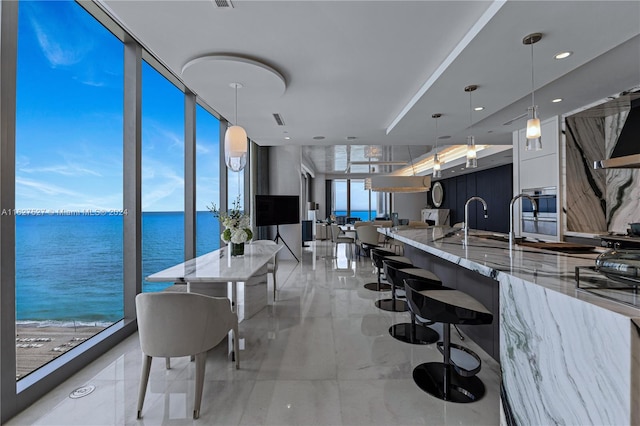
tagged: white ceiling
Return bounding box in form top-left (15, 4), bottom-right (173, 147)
top-left (99, 0), bottom-right (640, 175)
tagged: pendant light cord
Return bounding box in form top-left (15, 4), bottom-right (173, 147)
top-left (235, 84), bottom-right (238, 125)
top-left (530, 41), bottom-right (535, 108)
top-left (408, 146), bottom-right (416, 176)
top-left (469, 90), bottom-right (473, 127)
top-left (434, 116), bottom-right (439, 151)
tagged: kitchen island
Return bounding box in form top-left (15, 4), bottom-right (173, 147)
top-left (382, 227), bottom-right (640, 426)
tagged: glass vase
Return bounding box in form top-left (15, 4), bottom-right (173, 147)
top-left (230, 242), bottom-right (245, 257)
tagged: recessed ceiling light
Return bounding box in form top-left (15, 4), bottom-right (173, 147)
top-left (284, 136), bottom-right (291, 140)
top-left (552, 98), bottom-right (563, 103)
top-left (474, 106), bottom-right (484, 111)
top-left (345, 136), bottom-right (357, 140)
top-left (313, 136), bottom-right (325, 140)
top-left (439, 135), bottom-right (451, 140)
top-left (554, 51), bottom-right (572, 60)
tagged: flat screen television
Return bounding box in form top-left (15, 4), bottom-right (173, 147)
top-left (255, 195), bottom-right (300, 226)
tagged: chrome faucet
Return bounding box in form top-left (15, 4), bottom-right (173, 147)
top-left (464, 196), bottom-right (488, 245)
top-left (509, 194), bottom-right (538, 247)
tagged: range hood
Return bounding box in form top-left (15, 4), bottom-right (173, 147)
top-left (594, 97), bottom-right (640, 169)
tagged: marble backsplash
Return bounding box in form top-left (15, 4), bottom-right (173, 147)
top-left (565, 107), bottom-right (640, 234)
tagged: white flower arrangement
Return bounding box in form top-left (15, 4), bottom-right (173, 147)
top-left (208, 197), bottom-right (253, 244)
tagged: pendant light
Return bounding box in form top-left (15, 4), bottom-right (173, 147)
top-left (464, 85), bottom-right (478, 168)
top-left (370, 146), bottom-right (431, 193)
top-left (523, 33), bottom-right (542, 151)
top-left (224, 82), bottom-right (248, 172)
top-left (432, 113), bottom-right (442, 178)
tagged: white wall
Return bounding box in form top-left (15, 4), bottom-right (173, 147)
top-left (269, 146), bottom-right (302, 260)
top-left (312, 172), bottom-right (326, 221)
top-left (392, 192), bottom-right (429, 221)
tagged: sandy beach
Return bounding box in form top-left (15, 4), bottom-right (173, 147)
top-left (15, 325), bottom-right (107, 380)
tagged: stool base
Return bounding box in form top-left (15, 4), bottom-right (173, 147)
top-left (389, 323), bottom-right (438, 345)
top-left (364, 282), bottom-right (392, 292)
top-left (375, 298), bottom-right (407, 312)
top-left (413, 362), bottom-right (485, 403)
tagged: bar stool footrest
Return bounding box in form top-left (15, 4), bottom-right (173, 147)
top-left (375, 298), bottom-right (408, 312)
top-left (413, 362), bottom-right (485, 403)
top-left (389, 323), bottom-right (439, 345)
top-left (436, 342), bottom-right (482, 377)
top-left (364, 282), bottom-right (392, 292)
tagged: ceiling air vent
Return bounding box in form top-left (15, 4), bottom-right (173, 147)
top-left (212, 0), bottom-right (234, 8)
top-left (272, 113), bottom-right (285, 126)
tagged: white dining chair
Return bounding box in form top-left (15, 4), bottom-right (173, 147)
top-left (251, 239), bottom-right (279, 300)
top-left (135, 292), bottom-right (239, 420)
top-left (355, 225), bottom-right (381, 258)
top-left (330, 224), bottom-right (355, 258)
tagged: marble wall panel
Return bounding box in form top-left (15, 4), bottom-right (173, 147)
top-left (604, 111), bottom-right (640, 232)
top-left (564, 116), bottom-right (607, 232)
top-left (564, 104), bottom-right (640, 234)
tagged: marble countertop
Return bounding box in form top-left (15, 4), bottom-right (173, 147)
top-left (383, 227), bottom-right (640, 318)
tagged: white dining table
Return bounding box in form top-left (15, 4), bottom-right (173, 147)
top-left (146, 243), bottom-right (282, 313)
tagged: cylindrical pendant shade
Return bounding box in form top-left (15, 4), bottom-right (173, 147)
top-left (466, 135), bottom-right (477, 168)
top-left (526, 117), bottom-right (541, 139)
top-left (433, 152), bottom-right (442, 178)
top-left (224, 125), bottom-right (247, 172)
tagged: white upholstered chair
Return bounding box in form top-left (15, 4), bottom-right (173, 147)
top-left (135, 292), bottom-right (239, 420)
top-left (251, 239), bottom-right (279, 299)
top-left (355, 225), bottom-right (381, 257)
top-left (330, 224), bottom-right (355, 258)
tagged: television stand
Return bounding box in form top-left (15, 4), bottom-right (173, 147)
top-left (274, 224), bottom-right (299, 262)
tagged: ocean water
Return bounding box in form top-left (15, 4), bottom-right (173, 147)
top-left (333, 210), bottom-right (377, 221)
top-left (15, 212), bottom-right (220, 326)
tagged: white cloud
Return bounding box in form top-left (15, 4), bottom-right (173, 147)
top-left (30, 18), bottom-right (83, 67)
top-left (16, 177), bottom-right (84, 198)
top-left (196, 143), bottom-right (210, 154)
top-left (20, 163), bottom-right (102, 177)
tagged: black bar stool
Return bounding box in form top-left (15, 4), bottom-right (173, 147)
top-left (387, 267), bottom-right (442, 345)
top-left (405, 278), bottom-right (493, 403)
top-left (364, 248), bottom-right (410, 292)
top-left (375, 258), bottom-right (413, 312)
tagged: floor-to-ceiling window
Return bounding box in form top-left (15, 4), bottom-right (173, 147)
top-left (333, 179), bottom-right (348, 218)
top-left (349, 179), bottom-right (377, 221)
top-left (196, 104), bottom-right (221, 256)
top-left (14, 0), bottom-right (124, 380)
top-left (2, 1), bottom-right (245, 420)
top-left (228, 168), bottom-right (245, 210)
top-left (332, 179), bottom-right (376, 221)
top-left (141, 61), bottom-right (185, 292)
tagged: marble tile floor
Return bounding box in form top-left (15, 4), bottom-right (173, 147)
top-left (7, 241), bottom-right (500, 426)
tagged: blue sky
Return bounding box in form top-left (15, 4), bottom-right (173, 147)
top-left (16, 1), bottom-right (220, 213)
